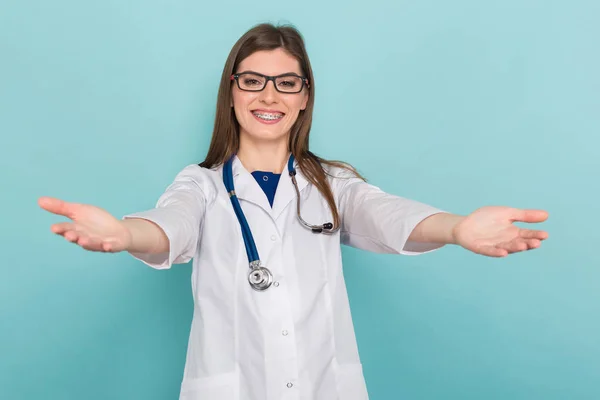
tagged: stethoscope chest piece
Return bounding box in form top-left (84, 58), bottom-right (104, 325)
top-left (248, 264), bottom-right (273, 291)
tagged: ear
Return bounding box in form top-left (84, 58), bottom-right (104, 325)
top-left (300, 92), bottom-right (309, 111)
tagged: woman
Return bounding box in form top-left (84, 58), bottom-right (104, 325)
top-left (38, 23), bottom-right (549, 400)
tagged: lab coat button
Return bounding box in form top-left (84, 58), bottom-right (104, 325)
top-left (282, 330), bottom-right (288, 336)
top-left (270, 235), bottom-right (277, 241)
top-left (287, 382), bottom-right (293, 388)
top-left (274, 281), bottom-right (280, 287)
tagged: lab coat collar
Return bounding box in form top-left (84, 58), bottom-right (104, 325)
top-left (230, 154), bottom-right (308, 220)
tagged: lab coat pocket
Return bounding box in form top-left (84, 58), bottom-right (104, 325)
top-left (179, 370), bottom-right (238, 400)
top-left (335, 362), bottom-right (369, 400)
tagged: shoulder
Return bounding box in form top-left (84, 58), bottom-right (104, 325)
top-left (321, 160), bottom-right (364, 181)
top-left (167, 163), bottom-right (223, 204)
top-left (320, 160), bottom-right (366, 193)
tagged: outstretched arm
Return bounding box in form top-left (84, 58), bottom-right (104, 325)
top-left (409, 207), bottom-right (549, 257)
top-left (38, 196), bottom-right (169, 254)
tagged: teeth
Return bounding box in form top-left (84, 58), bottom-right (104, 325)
top-left (252, 112), bottom-right (283, 121)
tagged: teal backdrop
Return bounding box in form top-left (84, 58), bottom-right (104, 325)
top-left (2, 0), bottom-right (598, 399)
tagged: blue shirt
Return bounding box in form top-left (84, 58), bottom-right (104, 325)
top-left (251, 171), bottom-right (281, 207)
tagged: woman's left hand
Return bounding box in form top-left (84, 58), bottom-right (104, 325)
top-left (452, 206), bottom-right (549, 257)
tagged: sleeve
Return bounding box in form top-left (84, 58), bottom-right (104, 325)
top-left (334, 169), bottom-right (447, 255)
top-left (122, 164), bottom-right (209, 269)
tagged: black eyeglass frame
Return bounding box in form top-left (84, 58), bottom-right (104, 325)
top-left (230, 71), bottom-right (310, 93)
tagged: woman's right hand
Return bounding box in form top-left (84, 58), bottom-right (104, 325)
top-left (38, 196), bottom-right (132, 253)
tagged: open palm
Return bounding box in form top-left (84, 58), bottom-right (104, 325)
top-left (38, 196), bottom-right (131, 252)
top-left (453, 206), bottom-right (549, 257)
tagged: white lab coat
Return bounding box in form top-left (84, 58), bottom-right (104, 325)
top-left (124, 155), bottom-right (445, 400)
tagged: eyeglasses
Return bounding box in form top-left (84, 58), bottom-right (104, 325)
top-left (231, 72), bottom-right (309, 94)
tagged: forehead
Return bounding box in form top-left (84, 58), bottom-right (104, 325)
top-left (237, 48), bottom-right (302, 76)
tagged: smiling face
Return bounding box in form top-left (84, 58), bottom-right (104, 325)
top-left (231, 48), bottom-right (309, 145)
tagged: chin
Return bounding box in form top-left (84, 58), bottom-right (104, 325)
top-left (240, 122), bottom-right (290, 142)
top-left (248, 131), bottom-right (288, 143)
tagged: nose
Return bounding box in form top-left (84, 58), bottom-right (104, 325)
top-left (258, 80), bottom-right (279, 104)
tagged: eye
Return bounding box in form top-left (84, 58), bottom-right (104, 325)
top-left (238, 73), bottom-right (265, 89)
top-left (276, 76), bottom-right (302, 91)
top-left (243, 78), bottom-right (262, 86)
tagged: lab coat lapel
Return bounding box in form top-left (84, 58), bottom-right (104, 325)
top-left (271, 157), bottom-right (308, 221)
top-left (231, 156), bottom-right (272, 213)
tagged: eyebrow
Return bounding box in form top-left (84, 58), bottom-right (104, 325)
top-left (236, 70), bottom-right (303, 77)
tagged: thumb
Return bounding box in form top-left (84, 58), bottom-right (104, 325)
top-left (38, 196), bottom-right (77, 219)
top-left (512, 209), bottom-right (549, 224)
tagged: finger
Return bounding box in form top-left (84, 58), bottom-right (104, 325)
top-left (38, 197), bottom-right (77, 219)
top-left (495, 239), bottom-right (528, 254)
top-left (478, 245), bottom-right (508, 258)
top-left (512, 209), bottom-right (549, 224)
top-left (481, 238), bottom-right (542, 257)
top-left (78, 236), bottom-right (122, 253)
top-left (102, 237), bottom-right (123, 253)
top-left (519, 229), bottom-right (549, 240)
top-left (508, 240), bottom-right (528, 253)
top-left (63, 230), bottom-right (81, 243)
top-left (77, 236), bottom-right (105, 252)
top-left (51, 222), bottom-right (77, 235)
top-left (501, 238), bottom-right (541, 254)
top-left (525, 238), bottom-right (541, 249)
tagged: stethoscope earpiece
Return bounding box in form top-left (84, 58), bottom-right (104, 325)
top-left (288, 155), bottom-right (340, 236)
top-left (311, 222), bottom-right (333, 234)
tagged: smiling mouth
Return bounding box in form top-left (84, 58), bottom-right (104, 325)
top-left (251, 111), bottom-right (285, 121)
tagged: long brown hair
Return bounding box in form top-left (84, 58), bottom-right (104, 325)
top-left (199, 23), bottom-right (365, 229)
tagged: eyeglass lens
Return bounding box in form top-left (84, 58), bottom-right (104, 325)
top-left (237, 73), bottom-right (304, 93)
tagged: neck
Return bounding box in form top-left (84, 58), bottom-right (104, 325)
top-left (237, 134), bottom-right (290, 174)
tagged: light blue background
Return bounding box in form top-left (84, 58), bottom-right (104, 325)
top-left (2, 0), bottom-right (598, 399)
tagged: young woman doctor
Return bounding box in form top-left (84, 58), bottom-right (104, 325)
top-left (38, 23), bottom-right (549, 400)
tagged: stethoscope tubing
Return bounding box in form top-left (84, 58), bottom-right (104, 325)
top-left (223, 153), bottom-right (339, 290)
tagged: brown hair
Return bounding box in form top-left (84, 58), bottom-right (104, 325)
top-left (199, 22), bottom-right (365, 229)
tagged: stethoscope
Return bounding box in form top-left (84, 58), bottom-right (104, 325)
top-left (223, 153), bottom-right (339, 291)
